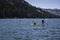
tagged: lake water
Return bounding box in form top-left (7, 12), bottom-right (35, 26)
top-left (0, 19), bottom-right (60, 40)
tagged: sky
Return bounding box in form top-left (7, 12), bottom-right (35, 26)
top-left (25, 0), bottom-right (60, 9)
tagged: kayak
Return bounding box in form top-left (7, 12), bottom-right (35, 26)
top-left (31, 24), bottom-right (40, 26)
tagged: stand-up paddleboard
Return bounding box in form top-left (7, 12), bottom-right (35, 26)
top-left (31, 24), bottom-right (48, 26)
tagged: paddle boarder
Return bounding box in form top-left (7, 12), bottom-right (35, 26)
top-left (42, 19), bottom-right (44, 25)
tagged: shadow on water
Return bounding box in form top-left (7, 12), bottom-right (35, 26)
top-left (32, 24), bottom-right (48, 31)
top-left (15, 37), bottom-right (22, 40)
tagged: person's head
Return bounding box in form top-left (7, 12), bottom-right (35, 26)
top-left (34, 22), bottom-right (36, 25)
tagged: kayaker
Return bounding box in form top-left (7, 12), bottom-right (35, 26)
top-left (33, 22), bottom-right (36, 25)
top-left (32, 21), bottom-right (37, 25)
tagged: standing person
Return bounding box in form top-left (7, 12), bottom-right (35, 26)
top-left (42, 18), bottom-right (45, 25)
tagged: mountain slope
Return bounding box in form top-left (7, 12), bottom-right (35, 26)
top-left (0, 0), bottom-right (60, 18)
top-left (44, 9), bottom-right (60, 16)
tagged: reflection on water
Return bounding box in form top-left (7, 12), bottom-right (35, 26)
top-left (0, 19), bottom-right (60, 40)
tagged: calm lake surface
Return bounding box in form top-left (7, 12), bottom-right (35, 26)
top-left (0, 19), bottom-right (60, 40)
